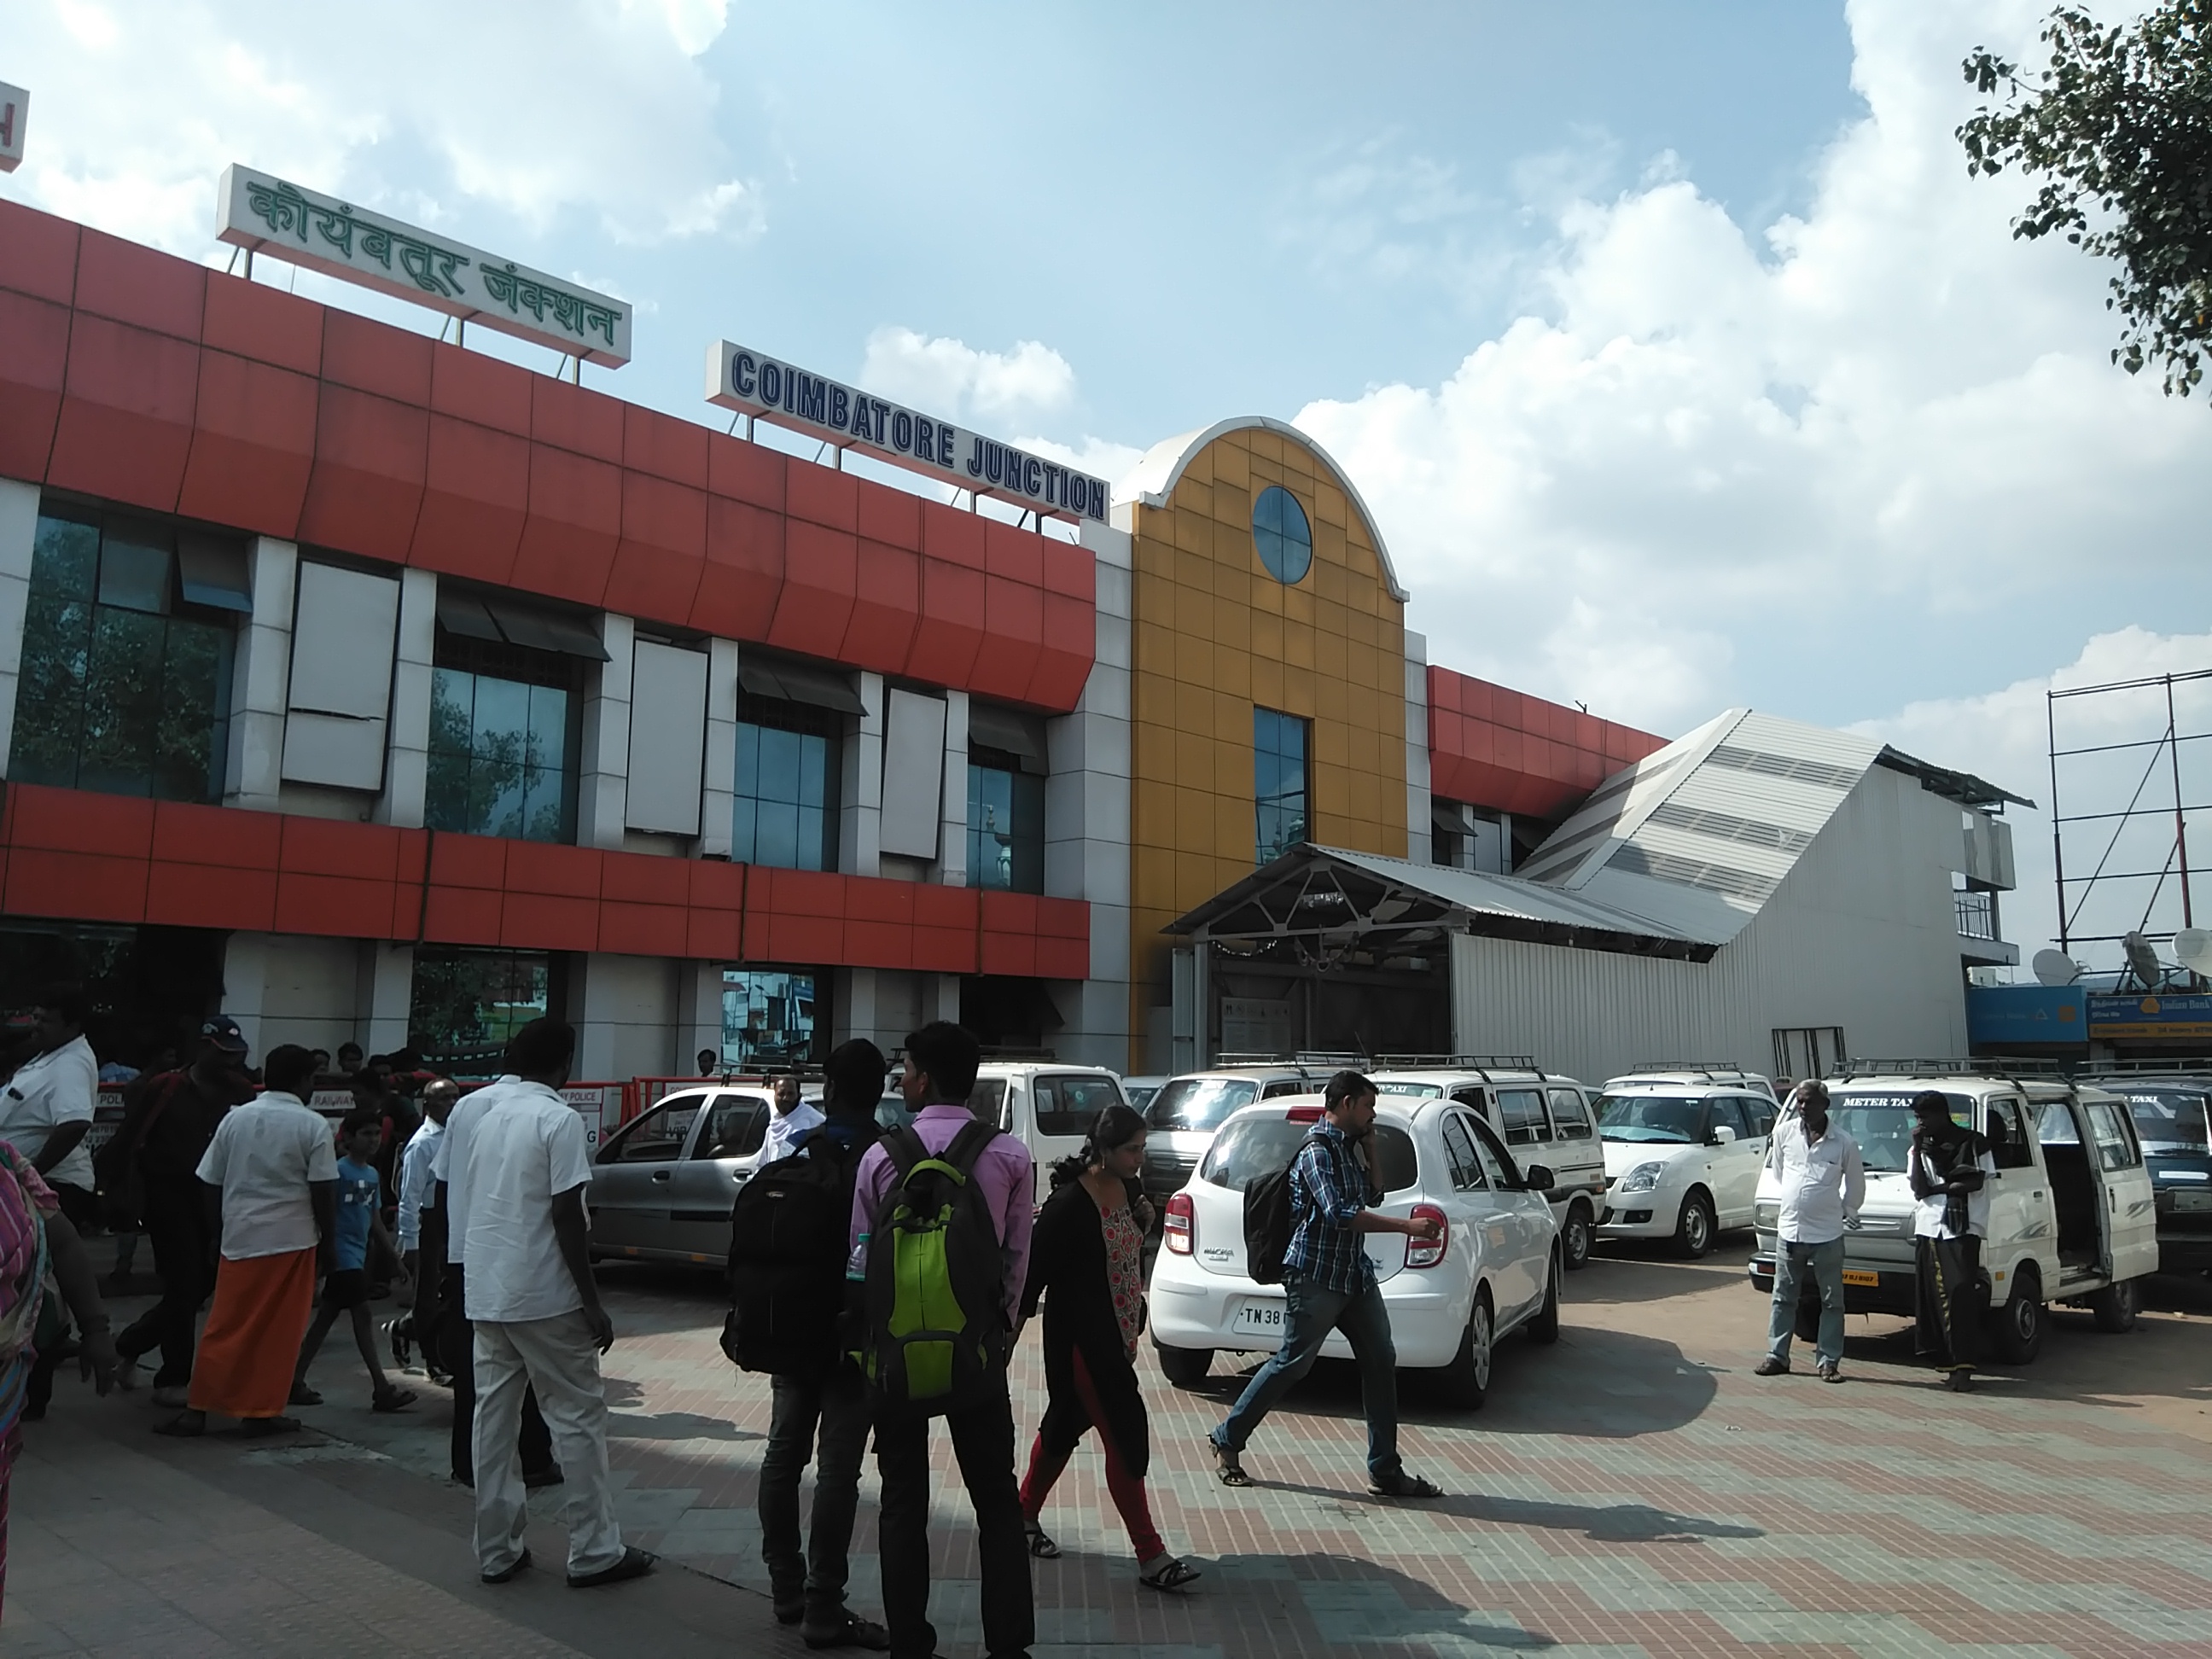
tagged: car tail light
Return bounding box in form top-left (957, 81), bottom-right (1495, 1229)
top-left (1164, 1192), bottom-right (1195, 1254)
top-left (1406, 1202), bottom-right (1447, 1268)
top-left (1285, 1105), bottom-right (1324, 1122)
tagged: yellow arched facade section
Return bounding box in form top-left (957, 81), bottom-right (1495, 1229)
top-left (1125, 420), bottom-right (1409, 1060)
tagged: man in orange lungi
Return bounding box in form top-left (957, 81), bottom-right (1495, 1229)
top-left (156, 1045), bottom-right (336, 1437)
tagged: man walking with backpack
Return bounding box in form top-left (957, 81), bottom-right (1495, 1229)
top-left (731, 1039), bottom-right (890, 1650)
top-left (849, 1022), bottom-right (1034, 1659)
top-left (1208, 1070), bottom-right (1443, 1499)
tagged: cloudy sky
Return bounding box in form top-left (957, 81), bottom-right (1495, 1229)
top-left (6, 0), bottom-right (2209, 971)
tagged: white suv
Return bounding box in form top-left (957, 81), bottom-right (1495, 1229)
top-left (1138, 1064), bottom-right (1336, 1218)
top-left (1594, 1068), bottom-right (1778, 1257)
top-left (967, 1062), bottom-right (1129, 1198)
top-left (1147, 1093), bottom-right (1561, 1408)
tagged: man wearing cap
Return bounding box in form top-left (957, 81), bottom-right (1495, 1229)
top-left (108, 1019), bottom-right (258, 1404)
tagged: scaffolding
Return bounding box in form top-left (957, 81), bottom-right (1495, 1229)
top-left (2047, 667), bottom-right (2212, 980)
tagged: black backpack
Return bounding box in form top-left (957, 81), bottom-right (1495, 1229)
top-left (1243, 1129), bottom-right (1321, 1285)
top-left (723, 1125), bottom-right (869, 1379)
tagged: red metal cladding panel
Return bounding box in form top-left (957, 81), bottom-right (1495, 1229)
top-left (910, 926), bottom-right (976, 975)
top-left (514, 448), bottom-right (623, 606)
top-left (298, 386), bottom-right (428, 563)
top-left (72, 229), bottom-right (205, 341)
top-left (429, 341), bottom-right (533, 438)
top-left (146, 861), bottom-right (277, 932)
top-left (979, 931), bottom-right (1037, 978)
top-left (857, 484), bottom-right (922, 552)
top-left (47, 316), bottom-right (199, 513)
top-left (981, 888), bottom-right (1041, 935)
top-left (686, 907), bottom-right (744, 960)
top-left (624, 404), bottom-right (710, 489)
top-left (410, 416), bottom-right (531, 590)
top-left (0, 200), bottom-right (80, 305)
top-left (280, 815), bottom-right (403, 882)
top-left (177, 350), bottom-right (317, 538)
top-left (707, 430), bottom-right (786, 514)
top-left (597, 900), bottom-right (690, 958)
top-left (1024, 591), bottom-right (1096, 712)
top-left (322, 309), bottom-right (433, 405)
top-left (502, 840), bottom-right (605, 899)
top-left (273, 872), bottom-right (400, 939)
top-left (919, 499), bottom-right (987, 571)
top-left (422, 885), bottom-right (504, 946)
top-left (965, 578), bottom-right (1043, 702)
top-left (601, 852), bottom-right (693, 907)
top-left (1036, 933), bottom-right (1090, 981)
top-left (154, 798), bottom-right (282, 870)
top-left (531, 374), bottom-right (625, 463)
top-left (839, 539), bottom-right (920, 674)
top-left (842, 879), bottom-right (914, 925)
top-left (0, 289), bottom-right (69, 482)
top-left (499, 891), bottom-right (601, 952)
top-left (767, 520), bottom-right (857, 660)
top-left (428, 832), bottom-right (508, 892)
top-left (4, 850), bottom-right (150, 924)
top-left (7, 783), bottom-right (155, 859)
top-left (694, 495), bottom-right (785, 643)
top-left (200, 273), bottom-right (323, 375)
top-left (758, 866), bottom-right (845, 921)
top-left (982, 519), bottom-right (1044, 587)
top-left (902, 559), bottom-right (986, 689)
top-left (842, 920), bottom-right (915, 971)
top-left (609, 472), bottom-right (708, 629)
top-left (688, 858), bottom-right (748, 912)
top-left (911, 883), bottom-right (976, 932)
top-left (1040, 538), bottom-right (1095, 602)
top-left (786, 462), bottom-right (859, 533)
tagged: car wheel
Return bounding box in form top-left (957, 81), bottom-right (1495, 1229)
top-left (1154, 1342), bottom-right (1214, 1389)
top-left (1988, 1266), bottom-right (2046, 1365)
top-left (1560, 1202), bottom-right (1593, 1272)
top-left (1673, 1189), bottom-right (1716, 1259)
top-left (2088, 1275), bottom-right (2140, 1334)
top-left (1528, 1249), bottom-right (1561, 1345)
top-left (1437, 1288), bottom-right (1493, 1409)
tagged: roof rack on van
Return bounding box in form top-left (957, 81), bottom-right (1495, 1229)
top-left (1375, 1053), bottom-right (1538, 1071)
top-left (1827, 1057), bottom-right (2074, 1086)
top-left (1632, 1060), bottom-right (1753, 1075)
top-left (978, 1046), bottom-right (1057, 1061)
top-left (2079, 1057), bottom-right (2212, 1075)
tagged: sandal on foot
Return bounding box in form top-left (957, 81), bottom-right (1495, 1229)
top-left (1139, 1555), bottom-right (1202, 1591)
top-left (1211, 1439), bottom-right (1251, 1487)
top-left (237, 1415), bottom-right (304, 1437)
top-left (567, 1545), bottom-right (655, 1588)
top-left (1368, 1472), bottom-right (1443, 1499)
top-left (1025, 1522), bottom-right (1061, 1559)
top-left (372, 1387), bottom-right (417, 1413)
top-left (288, 1381), bottom-right (323, 1406)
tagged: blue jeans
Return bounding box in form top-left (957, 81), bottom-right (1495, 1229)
top-left (1768, 1236), bottom-right (1846, 1369)
top-left (1212, 1274), bottom-right (1402, 1481)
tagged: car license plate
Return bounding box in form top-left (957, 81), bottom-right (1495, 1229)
top-left (1231, 1301), bottom-right (1287, 1337)
top-left (1842, 1269), bottom-right (1879, 1287)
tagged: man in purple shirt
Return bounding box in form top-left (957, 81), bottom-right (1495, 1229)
top-left (849, 1022), bottom-right (1033, 1659)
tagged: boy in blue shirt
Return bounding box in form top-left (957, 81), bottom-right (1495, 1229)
top-left (291, 1109), bottom-right (416, 1412)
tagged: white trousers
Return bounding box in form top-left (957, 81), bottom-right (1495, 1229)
top-left (472, 1310), bottom-right (624, 1577)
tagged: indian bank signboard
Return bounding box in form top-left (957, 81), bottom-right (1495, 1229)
top-left (216, 164), bottom-right (632, 367)
top-left (706, 341), bottom-right (1109, 523)
top-left (2087, 992), bottom-right (2212, 1041)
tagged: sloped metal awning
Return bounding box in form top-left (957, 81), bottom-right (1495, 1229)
top-left (1165, 844), bottom-right (1720, 962)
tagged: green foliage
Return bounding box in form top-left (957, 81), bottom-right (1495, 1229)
top-left (1959, 2), bottom-right (2212, 395)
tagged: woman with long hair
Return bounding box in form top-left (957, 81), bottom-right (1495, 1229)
top-left (1017, 1103), bottom-right (1199, 1591)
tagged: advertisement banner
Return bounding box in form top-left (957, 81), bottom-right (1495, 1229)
top-left (2087, 992), bottom-right (2212, 1040)
top-left (1966, 985), bottom-right (2086, 1047)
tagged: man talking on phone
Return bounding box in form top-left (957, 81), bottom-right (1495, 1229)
top-left (1208, 1070), bottom-right (1444, 1499)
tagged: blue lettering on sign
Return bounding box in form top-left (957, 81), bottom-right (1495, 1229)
top-left (828, 385), bottom-right (850, 430)
top-left (733, 352), bottom-right (756, 397)
top-left (891, 410), bottom-right (913, 453)
top-left (939, 423), bottom-right (957, 469)
top-left (1023, 456), bottom-right (1042, 496)
top-left (1043, 463), bottom-right (1062, 506)
top-left (870, 399), bottom-right (890, 442)
top-left (782, 367), bottom-right (798, 415)
top-left (797, 374), bottom-right (826, 423)
top-left (759, 360), bottom-right (782, 405)
top-left (965, 435), bottom-right (985, 479)
top-left (913, 419), bottom-right (934, 463)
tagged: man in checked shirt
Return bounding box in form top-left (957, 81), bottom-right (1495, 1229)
top-left (1208, 1070), bottom-right (1444, 1498)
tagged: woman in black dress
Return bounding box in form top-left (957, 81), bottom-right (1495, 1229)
top-left (1018, 1103), bottom-right (1199, 1590)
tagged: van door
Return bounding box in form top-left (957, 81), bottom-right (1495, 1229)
top-left (2035, 1098), bottom-right (2107, 1285)
top-left (2082, 1097), bottom-right (2160, 1281)
top-left (1976, 1094), bottom-right (2052, 1300)
top-left (1705, 1096), bottom-right (1762, 1225)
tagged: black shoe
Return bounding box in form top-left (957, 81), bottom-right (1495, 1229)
top-left (482, 1546), bottom-right (533, 1584)
top-left (773, 1587), bottom-right (806, 1625)
top-left (1753, 1357), bottom-right (1790, 1377)
top-left (568, 1545), bottom-right (655, 1589)
top-left (801, 1610), bottom-right (891, 1650)
top-left (524, 1464), bottom-right (566, 1489)
top-left (1368, 1471), bottom-right (1442, 1499)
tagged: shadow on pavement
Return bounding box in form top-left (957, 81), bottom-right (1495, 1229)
top-left (1224, 1476), bottom-right (1761, 1544)
top-left (608, 1409), bottom-right (760, 1443)
top-left (1575, 1237), bottom-right (1760, 1304)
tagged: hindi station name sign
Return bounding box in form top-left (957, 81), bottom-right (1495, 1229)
top-left (0, 82), bottom-right (26, 174)
top-left (217, 164), bottom-right (632, 367)
top-left (706, 341), bottom-right (1109, 523)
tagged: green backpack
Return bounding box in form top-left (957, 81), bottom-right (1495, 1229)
top-left (856, 1120), bottom-right (1008, 1417)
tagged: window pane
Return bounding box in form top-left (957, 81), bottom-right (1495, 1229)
top-left (719, 968), bottom-right (819, 1069)
top-left (731, 795), bottom-right (757, 863)
top-left (154, 617), bottom-right (230, 801)
top-left (525, 684), bottom-right (568, 774)
top-left (473, 675), bottom-right (529, 761)
top-left (798, 805), bottom-right (826, 871)
top-left (96, 524), bottom-right (172, 615)
top-left (755, 800), bottom-right (800, 869)
top-left (426, 671), bottom-right (474, 830)
top-left (78, 608), bottom-right (166, 795)
top-left (796, 730), bottom-right (826, 807)
top-left (758, 725), bottom-right (800, 804)
top-left (735, 719), bottom-right (840, 871)
top-left (32, 514), bottom-right (99, 601)
top-left (11, 589), bottom-right (92, 787)
top-left (733, 722), bottom-right (760, 793)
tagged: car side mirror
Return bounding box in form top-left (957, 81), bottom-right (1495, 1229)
top-left (1521, 1164), bottom-right (1554, 1191)
top-left (1708, 1125), bottom-right (1737, 1146)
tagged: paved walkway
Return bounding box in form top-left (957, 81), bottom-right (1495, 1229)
top-left (10, 1244), bottom-right (2212, 1656)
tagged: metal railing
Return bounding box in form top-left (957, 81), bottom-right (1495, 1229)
top-left (1955, 889), bottom-right (1997, 940)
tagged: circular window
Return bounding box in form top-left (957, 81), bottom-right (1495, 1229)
top-left (1252, 486), bottom-right (1313, 585)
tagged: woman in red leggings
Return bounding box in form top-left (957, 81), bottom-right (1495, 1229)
top-left (1019, 1103), bottom-right (1199, 1590)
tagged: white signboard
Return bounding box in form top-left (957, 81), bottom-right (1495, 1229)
top-left (217, 164), bottom-right (631, 367)
top-left (0, 83), bottom-right (25, 174)
top-left (706, 341), bottom-right (1109, 523)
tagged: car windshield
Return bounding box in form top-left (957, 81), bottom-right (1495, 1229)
top-left (2122, 1089), bottom-right (2212, 1153)
top-left (1201, 1115), bottom-right (1418, 1194)
top-left (1372, 1080), bottom-right (1444, 1098)
top-left (1595, 1093), bottom-right (1702, 1144)
top-left (1123, 1083), bottom-right (1161, 1111)
top-left (1145, 1076), bottom-right (1259, 1132)
top-left (1825, 1091), bottom-right (1974, 1173)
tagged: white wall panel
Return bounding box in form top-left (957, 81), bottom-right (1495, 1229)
top-left (625, 639), bottom-right (709, 836)
top-left (282, 710), bottom-right (391, 790)
top-left (879, 689), bottom-right (947, 860)
top-left (282, 559), bottom-right (396, 792)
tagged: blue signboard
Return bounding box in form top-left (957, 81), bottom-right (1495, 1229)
top-left (1966, 985), bottom-right (2087, 1046)
top-left (2087, 992), bottom-right (2212, 1040)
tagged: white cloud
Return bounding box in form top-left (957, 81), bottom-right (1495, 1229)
top-left (1017, 434), bottom-right (1147, 488)
top-left (860, 327), bottom-right (1077, 426)
top-left (1290, 0), bottom-right (2212, 737)
top-left (3, 0), bottom-right (754, 253)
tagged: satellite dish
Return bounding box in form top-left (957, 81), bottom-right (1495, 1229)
top-left (2176, 928), bottom-right (2212, 972)
top-left (2032, 948), bottom-right (2080, 987)
top-left (2123, 930), bottom-right (2165, 989)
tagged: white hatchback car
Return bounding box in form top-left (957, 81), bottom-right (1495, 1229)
top-left (1147, 1093), bottom-right (1562, 1408)
top-left (1594, 1070), bottom-right (1778, 1257)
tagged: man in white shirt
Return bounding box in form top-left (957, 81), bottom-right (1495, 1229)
top-left (1755, 1080), bottom-right (1866, 1383)
top-left (434, 1020), bottom-right (650, 1589)
top-left (157, 1045), bottom-right (336, 1437)
top-left (760, 1072), bottom-right (825, 1166)
top-left (392, 1078), bottom-right (456, 1382)
top-left (0, 982), bottom-right (102, 1226)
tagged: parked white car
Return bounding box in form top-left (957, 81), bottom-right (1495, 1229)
top-left (1594, 1069), bottom-right (1779, 1257)
top-left (1147, 1093), bottom-right (1561, 1407)
top-left (969, 1062), bottom-right (1128, 1196)
top-left (1138, 1064), bottom-right (1337, 1217)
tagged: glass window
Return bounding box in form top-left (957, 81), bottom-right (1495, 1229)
top-left (2124, 1089), bottom-right (2210, 1153)
top-left (1825, 1091), bottom-right (1973, 1173)
top-left (2038, 1099), bottom-right (2083, 1145)
top-left (1595, 1092), bottom-right (1705, 1144)
top-left (1261, 1078), bottom-right (1309, 1098)
top-left (1547, 1087), bottom-right (1594, 1141)
top-left (408, 948), bottom-right (550, 1072)
top-left (1144, 1076), bottom-right (1258, 1132)
top-left (968, 748), bottom-right (1044, 893)
top-left (693, 1092), bottom-right (771, 1160)
top-left (12, 506), bottom-right (241, 803)
top-left (2085, 1100), bottom-right (2141, 1172)
top-left (1251, 485), bottom-right (1313, 585)
top-left (1496, 1088), bottom-right (1550, 1145)
top-left (604, 1096), bottom-right (703, 1163)
top-left (1441, 1114), bottom-right (1487, 1190)
top-left (427, 630), bottom-right (579, 843)
top-left (1985, 1097), bottom-right (2034, 1168)
top-left (969, 1077), bottom-right (1010, 1130)
top-left (1033, 1074), bottom-right (1123, 1138)
top-left (1466, 1115), bottom-right (1518, 1190)
top-left (1201, 1115), bottom-right (1417, 1193)
top-left (1708, 1097), bottom-right (1753, 1140)
top-left (1254, 707), bottom-right (1309, 865)
top-left (719, 968), bottom-right (820, 1069)
top-left (1372, 1080), bottom-right (1444, 1099)
top-left (734, 693), bottom-right (840, 871)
